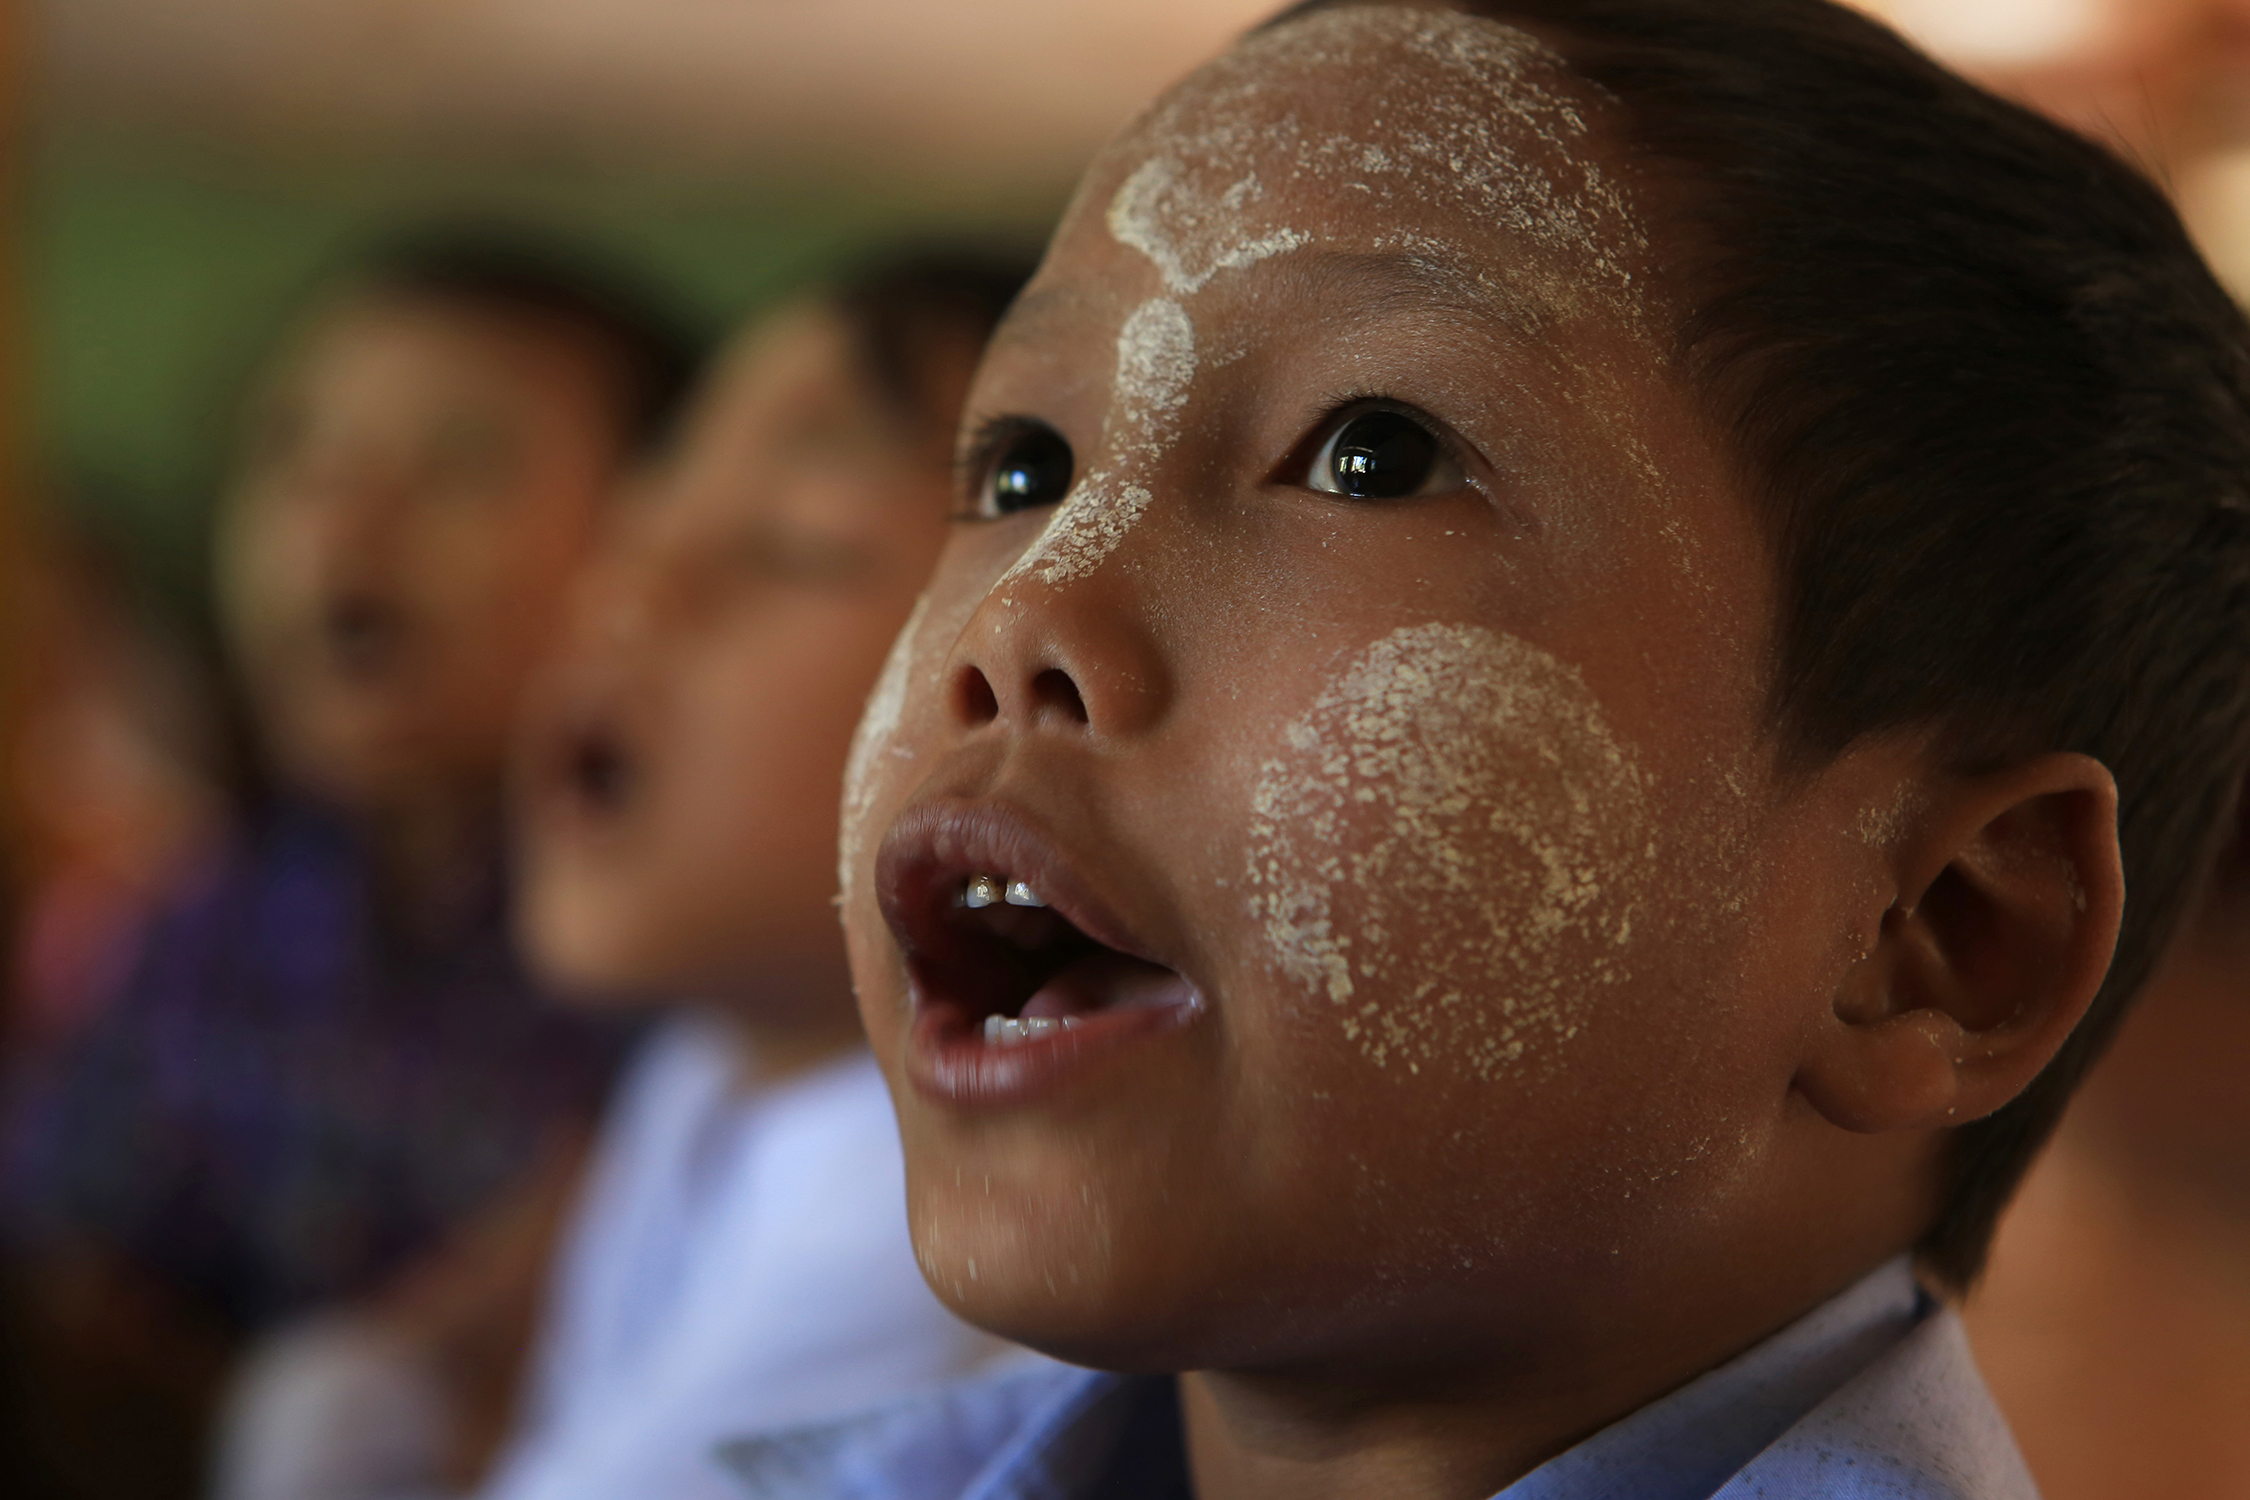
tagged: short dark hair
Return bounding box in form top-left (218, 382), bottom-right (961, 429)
top-left (1272, 0), bottom-right (2250, 1284)
top-left (826, 244), bottom-right (1039, 434)
top-left (348, 222), bottom-right (708, 455)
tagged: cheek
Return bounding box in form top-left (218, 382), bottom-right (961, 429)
top-left (841, 574), bottom-right (993, 1021)
top-left (216, 501), bottom-right (305, 640)
top-left (838, 562), bottom-right (993, 894)
top-left (839, 593), bottom-right (934, 910)
top-left (432, 497), bottom-right (583, 620)
top-left (1238, 622), bottom-right (1657, 1084)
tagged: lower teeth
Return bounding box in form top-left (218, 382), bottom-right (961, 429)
top-left (981, 1014), bottom-right (1083, 1045)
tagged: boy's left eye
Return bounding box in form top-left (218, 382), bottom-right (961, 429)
top-left (1301, 407), bottom-right (1465, 500)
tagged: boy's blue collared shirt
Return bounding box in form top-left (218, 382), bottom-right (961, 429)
top-left (717, 1257), bottom-right (2040, 1500)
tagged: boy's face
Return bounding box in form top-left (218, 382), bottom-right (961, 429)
top-left (515, 303), bottom-right (959, 1008)
top-left (847, 5), bottom-right (1865, 1370)
top-left (217, 293), bottom-right (621, 815)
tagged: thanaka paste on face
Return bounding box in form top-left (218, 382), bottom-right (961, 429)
top-left (842, 8), bottom-right (1812, 1369)
top-left (1111, 8), bottom-right (1647, 328)
top-left (910, 1154), bottom-right (1119, 1312)
top-left (839, 591), bottom-right (932, 906)
top-left (1246, 623), bottom-right (1654, 1078)
top-left (850, 7), bottom-right (1671, 993)
top-left (1000, 6), bottom-right (1648, 598)
top-left (1000, 299), bottom-right (1192, 588)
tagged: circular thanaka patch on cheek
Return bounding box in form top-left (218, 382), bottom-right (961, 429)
top-left (1246, 623), bottom-right (1655, 1078)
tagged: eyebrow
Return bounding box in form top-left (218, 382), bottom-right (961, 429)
top-left (982, 243), bottom-right (1573, 364)
top-left (986, 284), bottom-right (1081, 351)
top-left (1267, 247), bottom-right (1571, 341)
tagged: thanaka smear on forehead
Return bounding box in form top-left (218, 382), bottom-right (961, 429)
top-left (1109, 7), bottom-right (1647, 325)
top-left (995, 5), bottom-right (1652, 599)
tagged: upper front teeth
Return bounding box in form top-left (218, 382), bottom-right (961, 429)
top-left (982, 1014), bottom-right (1081, 1044)
top-left (962, 873), bottom-right (1046, 909)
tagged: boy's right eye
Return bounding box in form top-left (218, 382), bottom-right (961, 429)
top-left (969, 422), bottom-right (1075, 519)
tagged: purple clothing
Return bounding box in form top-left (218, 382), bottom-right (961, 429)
top-left (1, 802), bottom-right (631, 1332)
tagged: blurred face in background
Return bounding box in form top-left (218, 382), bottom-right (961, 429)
top-left (513, 300), bottom-right (967, 1015)
top-left (216, 290), bottom-right (626, 818)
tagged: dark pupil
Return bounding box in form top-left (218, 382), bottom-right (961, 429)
top-left (1329, 411), bottom-right (1438, 499)
top-left (989, 426), bottom-right (1074, 514)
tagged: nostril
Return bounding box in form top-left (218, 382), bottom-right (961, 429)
top-left (956, 666), bottom-right (1000, 727)
top-left (1031, 668), bottom-right (1089, 726)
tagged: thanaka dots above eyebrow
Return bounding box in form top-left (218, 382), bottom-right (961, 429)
top-left (1109, 6), bottom-right (1650, 335)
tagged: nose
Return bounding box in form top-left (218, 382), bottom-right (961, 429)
top-left (564, 528), bottom-right (662, 660)
top-left (286, 435), bottom-right (414, 571)
top-left (941, 544), bottom-right (1171, 746)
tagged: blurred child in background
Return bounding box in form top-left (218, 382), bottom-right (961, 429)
top-left (7, 510), bottom-right (229, 1054)
top-left (0, 505), bottom-right (234, 1500)
top-left (1, 225), bottom-right (702, 1498)
top-left (215, 247), bottom-right (1036, 1500)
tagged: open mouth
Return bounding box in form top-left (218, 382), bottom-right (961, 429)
top-left (560, 719), bottom-right (638, 817)
top-left (522, 684), bottom-right (646, 840)
top-left (919, 871), bottom-right (1190, 1043)
top-left (320, 593), bottom-right (407, 679)
top-left (878, 803), bottom-right (1203, 1094)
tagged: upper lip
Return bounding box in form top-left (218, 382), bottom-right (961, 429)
top-left (318, 591), bottom-right (408, 674)
top-left (559, 715), bottom-right (637, 815)
top-left (875, 797), bottom-right (1182, 1012)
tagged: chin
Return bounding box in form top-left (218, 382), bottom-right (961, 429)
top-left (905, 1186), bottom-right (1266, 1375)
top-left (519, 896), bottom-right (667, 1005)
top-left (918, 1263), bottom-right (1199, 1375)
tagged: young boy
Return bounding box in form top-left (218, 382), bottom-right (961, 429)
top-left (214, 251), bottom-right (1038, 1500)
top-left (729, 2), bottom-right (2250, 1496)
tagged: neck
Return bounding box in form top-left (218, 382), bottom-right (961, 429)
top-left (1176, 1294), bottom-right (1786, 1499)
top-left (1176, 1227), bottom-right (1922, 1500)
top-left (365, 786), bottom-right (501, 938)
top-left (1180, 1371), bottom-right (1565, 1500)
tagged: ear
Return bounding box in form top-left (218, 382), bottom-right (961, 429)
top-left (1797, 753), bottom-right (2123, 1135)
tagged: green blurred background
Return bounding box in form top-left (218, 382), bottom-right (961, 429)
top-left (25, 129), bottom-right (1062, 611)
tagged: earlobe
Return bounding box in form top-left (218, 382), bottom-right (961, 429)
top-left (1798, 753), bottom-right (2123, 1137)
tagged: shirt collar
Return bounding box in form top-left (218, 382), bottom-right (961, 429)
top-left (1494, 1256), bottom-right (1924, 1500)
top-left (721, 1258), bottom-right (1925, 1500)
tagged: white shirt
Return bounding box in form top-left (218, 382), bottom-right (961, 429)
top-left (217, 1012), bottom-right (1012, 1500)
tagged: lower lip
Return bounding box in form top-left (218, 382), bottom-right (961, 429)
top-left (903, 983), bottom-right (1204, 1107)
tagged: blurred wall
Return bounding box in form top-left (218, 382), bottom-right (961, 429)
top-left (25, 136), bottom-right (1058, 607)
